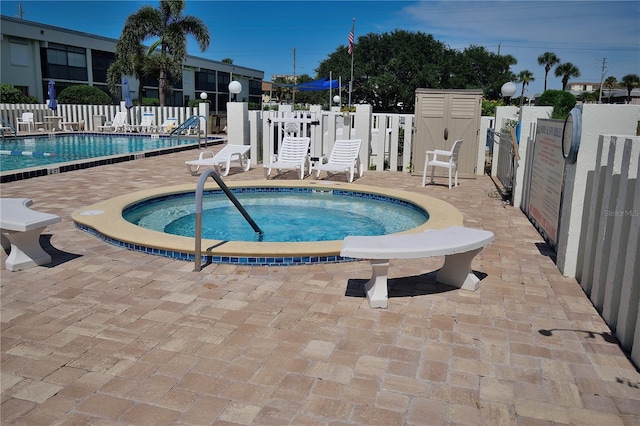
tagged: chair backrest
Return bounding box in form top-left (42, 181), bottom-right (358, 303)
top-left (21, 112), bottom-right (34, 122)
top-left (278, 137), bottom-right (311, 162)
top-left (112, 111), bottom-right (127, 124)
top-left (140, 113), bottom-right (154, 125)
top-left (161, 117), bottom-right (177, 126)
top-left (328, 139), bottom-right (362, 165)
top-left (451, 139), bottom-right (463, 164)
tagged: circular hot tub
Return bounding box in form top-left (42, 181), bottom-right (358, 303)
top-left (72, 180), bottom-right (463, 266)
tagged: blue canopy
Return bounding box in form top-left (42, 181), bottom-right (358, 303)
top-left (294, 77), bottom-right (342, 91)
top-left (47, 80), bottom-right (57, 111)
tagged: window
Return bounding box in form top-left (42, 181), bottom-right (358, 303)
top-left (91, 50), bottom-right (115, 84)
top-left (10, 40), bottom-right (29, 66)
top-left (195, 69), bottom-right (216, 92)
top-left (218, 72), bottom-right (230, 93)
top-left (41, 43), bottom-right (88, 81)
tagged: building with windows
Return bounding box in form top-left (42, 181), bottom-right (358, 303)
top-left (0, 16), bottom-right (264, 113)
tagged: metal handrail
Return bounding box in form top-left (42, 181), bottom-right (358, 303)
top-left (170, 115), bottom-right (208, 148)
top-left (193, 168), bottom-right (263, 271)
top-left (0, 118), bottom-right (17, 138)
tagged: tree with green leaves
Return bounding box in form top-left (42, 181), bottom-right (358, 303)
top-left (621, 73), bottom-right (640, 103)
top-left (516, 70), bottom-right (535, 106)
top-left (554, 63), bottom-right (580, 91)
top-left (604, 76), bottom-right (618, 103)
top-left (537, 52), bottom-right (560, 92)
top-left (114, 0), bottom-right (210, 106)
top-left (107, 40), bottom-right (162, 105)
top-left (315, 30), bottom-right (516, 112)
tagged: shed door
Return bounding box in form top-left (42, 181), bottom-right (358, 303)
top-left (414, 93), bottom-right (447, 175)
top-left (413, 92), bottom-right (480, 178)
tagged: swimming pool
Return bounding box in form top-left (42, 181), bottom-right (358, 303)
top-left (0, 133), bottom-right (206, 172)
top-left (123, 187), bottom-right (430, 242)
top-left (73, 180), bottom-right (464, 266)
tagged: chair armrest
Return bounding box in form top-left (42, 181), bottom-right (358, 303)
top-left (198, 151), bottom-right (215, 160)
top-left (433, 149), bottom-right (452, 156)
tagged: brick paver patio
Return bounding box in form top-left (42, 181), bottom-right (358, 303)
top-left (2, 145), bottom-right (639, 425)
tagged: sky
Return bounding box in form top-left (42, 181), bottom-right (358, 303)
top-left (1, 0), bottom-right (638, 96)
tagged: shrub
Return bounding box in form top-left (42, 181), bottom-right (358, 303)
top-left (187, 99), bottom-right (210, 108)
top-left (536, 90), bottom-right (576, 119)
top-left (0, 84), bottom-right (40, 104)
top-left (482, 99), bottom-right (503, 117)
top-left (141, 97), bottom-right (159, 106)
top-left (58, 85), bottom-right (112, 105)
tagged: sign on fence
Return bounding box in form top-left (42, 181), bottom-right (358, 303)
top-left (527, 119), bottom-right (565, 246)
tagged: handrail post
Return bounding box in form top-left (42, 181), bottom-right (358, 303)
top-left (193, 168), bottom-right (262, 272)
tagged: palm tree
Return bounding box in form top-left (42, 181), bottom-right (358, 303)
top-left (621, 74), bottom-right (640, 103)
top-left (115, 0), bottom-right (210, 106)
top-left (107, 40), bottom-right (162, 105)
top-left (537, 52), bottom-right (560, 92)
top-left (554, 63), bottom-right (580, 91)
top-left (516, 70), bottom-right (535, 106)
top-left (604, 76), bottom-right (617, 103)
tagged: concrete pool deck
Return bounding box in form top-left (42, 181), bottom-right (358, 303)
top-left (1, 145), bottom-right (639, 424)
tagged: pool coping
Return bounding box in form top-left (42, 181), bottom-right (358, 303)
top-left (71, 180), bottom-right (464, 266)
top-left (0, 132), bottom-right (224, 183)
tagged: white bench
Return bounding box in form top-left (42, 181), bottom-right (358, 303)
top-left (0, 198), bottom-right (61, 271)
top-left (340, 226), bottom-right (495, 308)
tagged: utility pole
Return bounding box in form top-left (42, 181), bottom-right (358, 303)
top-left (292, 47), bottom-right (296, 105)
top-left (598, 57), bottom-right (607, 103)
top-left (18, 3), bottom-right (24, 19)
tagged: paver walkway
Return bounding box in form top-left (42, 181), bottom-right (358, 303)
top-left (1, 146), bottom-right (639, 425)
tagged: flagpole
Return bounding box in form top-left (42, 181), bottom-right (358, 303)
top-left (348, 18), bottom-right (355, 108)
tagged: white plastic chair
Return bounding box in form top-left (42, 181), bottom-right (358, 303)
top-left (312, 139), bottom-right (363, 182)
top-left (263, 136), bottom-right (311, 180)
top-left (159, 117), bottom-right (178, 134)
top-left (16, 112), bottom-right (34, 132)
top-left (422, 139), bottom-right (463, 189)
top-left (97, 112), bottom-right (128, 132)
top-left (131, 112), bottom-right (157, 133)
top-left (185, 144), bottom-right (251, 176)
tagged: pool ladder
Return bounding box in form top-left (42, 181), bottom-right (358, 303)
top-left (170, 115), bottom-right (209, 149)
top-left (193, 168), bottom-right (263, 271)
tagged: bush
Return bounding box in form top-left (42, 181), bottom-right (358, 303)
top-left (141, 97), bottom-right (159, 106)
top-left (58, 85), bottom-right (112, 105)
top-left (0, 84), bottom-right (40, 104)
top-left (536, 90), bottom-right (576, 119)
top-left (482, 99), bottom-right (503, 117)
top-left (187, 99), bottom-right (210, 108)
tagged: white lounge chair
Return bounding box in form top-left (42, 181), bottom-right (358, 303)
top-left (131, 112), bottom-right (157, 133)
top-left (422, 139), bottom-right (464, 189)
top-left (159, 117), bottom-right (178, 134)
top-left (16, 112), bottom-right (34, 132)
top-left (263, 136), bottom-right (311, 180)
top-left (312, 138), bottom-right (363, 182)
top-left (185, 143), bottom-right (250, 176)
top-left (97, 112), bottom-right (128, 132)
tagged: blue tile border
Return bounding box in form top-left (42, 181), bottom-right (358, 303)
top-left (74, 222), bottom-right (350, 266)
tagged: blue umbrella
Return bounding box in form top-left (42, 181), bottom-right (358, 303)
top-left (47, 80), bottom-right (57, 111)
top-left (123, 79), bottom-right (133, 109)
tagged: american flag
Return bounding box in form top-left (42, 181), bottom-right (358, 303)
top-left (348, 24), bottom-right (354, 55)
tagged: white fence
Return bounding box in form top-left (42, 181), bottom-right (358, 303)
top-left (491, 104), bottom-right (640, 366)
top-left (0, 103), bottom-right (199, 132)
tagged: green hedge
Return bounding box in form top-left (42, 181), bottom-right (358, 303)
top-left (58, 85), bottom-right (112, 105)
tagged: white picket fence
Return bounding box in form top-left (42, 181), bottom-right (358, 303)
top-left (0, 103), bottom-right (199, 132)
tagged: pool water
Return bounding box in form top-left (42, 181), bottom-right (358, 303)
top-left (123, 189), bottom-right (429, 242)
top-left (0, 134), bottom-right (199, 171)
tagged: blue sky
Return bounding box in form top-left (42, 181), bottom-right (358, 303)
top-left (1, 0), bottom-right (638, 96)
